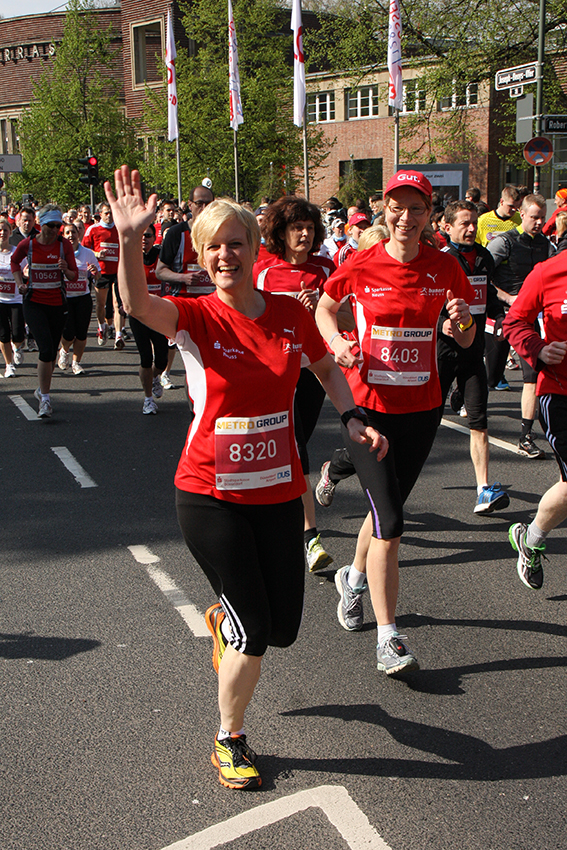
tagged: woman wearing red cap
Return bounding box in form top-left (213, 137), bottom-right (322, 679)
top-left (316, 169), bottom-right (476, 676)
top-left (542, 188), bottom-right (567, 239)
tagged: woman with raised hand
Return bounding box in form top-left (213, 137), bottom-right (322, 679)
top-left (104, 166), bottom-right (387, 791)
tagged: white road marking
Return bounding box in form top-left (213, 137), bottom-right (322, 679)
top-left (50, 446), bottom-right (97, 488)
top-left (160, 784), bottom-right (391, 850)
top-left (441, 417), bottom-right (519, 454)
top-left (128, 546), bottom-right (209, 637)
top-left (8, 394), bottom-right (39, 421)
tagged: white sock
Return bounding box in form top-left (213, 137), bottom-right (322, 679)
top-left (378, 623), bottom-right (397, 646)
top-left (477, 484), bottom-right (488, 495)
top-left (218, 726), bottom-right (244, 741)
top-left (41, 393), bottom-right (50, 402)
top-left (526, 522), bottom-right (547, 549)
top-left (347, 564), bottom-right (367, 591)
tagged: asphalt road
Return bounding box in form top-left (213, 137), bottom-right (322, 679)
top-left (1, 332), bottom-right (566, 850)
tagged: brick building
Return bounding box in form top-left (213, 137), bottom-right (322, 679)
top-left (1, 2), bottom-right (566, 208)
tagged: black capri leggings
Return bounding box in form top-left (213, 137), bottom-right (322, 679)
top-left (344, 407), bottom-right (440, 540)
top-left (22, 299), bottom-right (67, 363)
top-left (130, 315), bottom-right (169, 371)
top-left (438, 355), bottom-right (489, 431)
top-left (0, 303), bottom-right (25, 344)
top-left (62, 294), bottom-right (92, 342)
top-left (294, 367), bottom-right (326, 474)
top-left (176, 490), bottom-right (305, 657)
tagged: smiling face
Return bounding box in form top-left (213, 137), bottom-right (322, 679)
top-left (384, 187), bottom-right (430, 248)
top-left (203, 218), bottom-right (255, 295)
top-left (63, 224), bottom-right (79, 249)
top-left (0, 220), bottom-right (11, 247)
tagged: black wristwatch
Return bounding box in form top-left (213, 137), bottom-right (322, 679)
top-left (341, 407), bottom-right (368, 427)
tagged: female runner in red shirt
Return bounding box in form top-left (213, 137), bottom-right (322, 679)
top-left (254, 196), bottom-right (337, 572)
top-left (317, 171), bottom-right (476, 676)
top-left (104, 166), bottom-right (387, 791)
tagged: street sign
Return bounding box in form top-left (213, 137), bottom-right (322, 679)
top-left (495, 63), bottom-right (537, 90)
top-left (516, 94), bottom-right (533, 144)
top-left (523, 136), bottom-right (553, 167)
top-left (0, 154), bottom-right (23, 173)
top-left (543, 115), bottom-right (567, 134)
top-left (510, 86), bottom-right (524, 98)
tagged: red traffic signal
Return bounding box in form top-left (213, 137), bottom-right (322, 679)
top-left (78, 152), bottom-right (99, 186)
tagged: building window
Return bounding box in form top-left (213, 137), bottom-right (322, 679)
top-left (346, 87), bottom-right (379, 120)
top-left (439, 81), bottom-right (479, 111)
top-left (132, 20), bottom-right (163, 87)
top-left (339, 157), bottom-right (383, 194)
top-left (402, 79), bottom-right (425, 114)
top-left (307, 91), bottom-right (335, 123)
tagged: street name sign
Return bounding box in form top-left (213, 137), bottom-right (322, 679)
top-left (495, 63), bottom-right (537, 90)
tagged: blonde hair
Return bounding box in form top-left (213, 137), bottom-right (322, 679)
top-left (0, 216), bottom-right (13, 233)
top-left (556, 211), bottom-right (567, 238)
top-left (384, 192), bottom-right (438, 249)
top-left (190, 198), bottom-right (261, 267)
top-left (358, 223), bottom-right (389, 251)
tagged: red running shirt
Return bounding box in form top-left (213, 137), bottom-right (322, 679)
top-left (254, 254), bottom-right (335, 299)
top-left (168, 290), bottom-right (327, 504)
top-left (324, 240), bottom-right (475, 414)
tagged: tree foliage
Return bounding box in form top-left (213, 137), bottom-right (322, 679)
top-left (141, 0), bottom-right (332, 203)
top-left (10, 0), bottom-right (136, 207)
top-left (304, 0), bottom-right (567, 167)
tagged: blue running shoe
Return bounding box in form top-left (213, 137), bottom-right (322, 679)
top-left (474, 482), bottom-right (510, 514)
top-left (494, 378), bottom-right (510, 391)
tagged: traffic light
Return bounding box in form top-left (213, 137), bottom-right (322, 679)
top-left (78, 152), bottom-right (99, 186)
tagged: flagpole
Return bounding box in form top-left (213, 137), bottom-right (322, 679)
top-left (176, 137), bottom-right (182, 203)
top-left (388, 0), bottom-right (403, 176)
top-left (394, 109), bottom-right (399, 172)
top-left (166, 10), bottom-right (181, 201)
top-left (292, 0), bottom-right (307, 196)
top-left (233, 130), bottom-right (240, 202)
top-left (228, 0), bottom-right (243, 199)
top-left (302, 113), bottom-right (309, 200)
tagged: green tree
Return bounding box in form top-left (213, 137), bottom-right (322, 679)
top-left (142, 0), bottom-right (332, 202)
top-left (10, 0), bottom-right (136, 207)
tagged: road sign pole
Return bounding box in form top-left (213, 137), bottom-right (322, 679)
top-left (534, 0), bottom-right (546, 193)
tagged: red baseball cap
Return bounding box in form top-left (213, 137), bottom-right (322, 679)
top-left (385, 170), bottom-right (433, 198)
top-left (348, 212), bottom-right (371, 227)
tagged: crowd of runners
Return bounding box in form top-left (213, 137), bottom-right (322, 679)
top-left (2, 169), bottom-right (567, 791)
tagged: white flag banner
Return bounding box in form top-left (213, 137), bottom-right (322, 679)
top-left (291, 0), bottom-right (305, 127)
top-left (166, 10), bottom-right (179, 141)
top-left (229, 0), bottom-right (244, 131)
top-left (388, 0), bottom-right (403, 111)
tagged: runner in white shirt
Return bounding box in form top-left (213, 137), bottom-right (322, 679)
top-left (0, 217), bottom-right (24, 377)
top-left (58, 223), bottom-right (100, 374)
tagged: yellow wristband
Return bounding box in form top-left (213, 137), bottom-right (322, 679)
top-left (458, 315), bottom-right (474, 332)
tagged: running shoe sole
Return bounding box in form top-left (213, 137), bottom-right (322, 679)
top-left (211, 748), bottom-right (261, 790)
top-left (509, 523), bottom-right (544, 589)
top-left (205, 603), bottom-right (227, 673)
top-left (474, 491), bottom-right (510, 514)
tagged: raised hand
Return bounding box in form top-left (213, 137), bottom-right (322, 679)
top-left (104, 166), bottom-right (157, 238)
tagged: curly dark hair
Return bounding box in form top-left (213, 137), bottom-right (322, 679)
top-left (262, 196), bottom-right (325, 257)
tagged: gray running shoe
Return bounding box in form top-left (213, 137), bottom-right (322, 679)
top-left (316, 460), bottom-right (337, 507)
top-left (509, 522), bottom-right (545, 589)
top-left (334, 565), bottom-right (365, 631)
top-left (376, 633), bottom-right (419, 675)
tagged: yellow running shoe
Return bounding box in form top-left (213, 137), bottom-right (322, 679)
top-left (205, 603), bottom-right (227, 673)
top-left (211, 735), bottom-right (261, 790)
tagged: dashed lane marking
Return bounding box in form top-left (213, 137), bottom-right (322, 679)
top-left (159, 784), bottom-right (392, 850)
top-left (8, 394), bottom-right (39, 421)
top-left (51, 446), bottom-right (97, 488)
top-left (127, 545), bottom-right (209, 637)
top-left (441, 417), bottom-right (520, 454)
